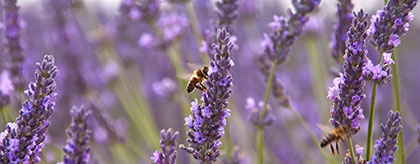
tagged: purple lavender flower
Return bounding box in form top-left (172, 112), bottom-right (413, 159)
top-left (343, 145), bottom-right (366, 164)
top-left (151, 128), bottom-right (179, 164)
top-left (137, 0), bottom-right (161, 22)
top-left (4, 0), bottom-right (24, 91)
top-left (328, 10), bottom-right (369, 137)
top-left (330, 0), bottom-right (354, 61)
top-left (0, 55), bottom-right (58, 163)
top-left (261, 0), bottom-right (321, 64)
top-left (60, 106), bottom-right (92, 164)
top-left (180, 28), bottom-right (234, 164)
top-left (364, 0), bottom-right (418, 84)
top-left (245, 98), bottom-right (274, 129)
top-left (215, 0), bottom-right (239, 33)
top-left (368, 111), bottom-right (402, 164)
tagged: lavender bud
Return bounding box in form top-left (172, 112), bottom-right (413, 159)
top-left (368, 111), bottom-right (402, 164)
top-left (343, 145), bottom-right (366, 164)
top-left (0, 55), bottom-right (58, 163)
top-left (4, 0), bottom-right (24, 91)
top-left (328, 10), bottom-right (369, 137)
top-left (261, 0), bottom-right (321, 64)
top-left (330, 0), bottom-right (354, 61)
top-left (245, 98), bottom-right (274, 129)
top-left (59, 106), bottom-right (92, 164)
top-left (151, 128), bottom-right (179, 164)
top-left (181, 28), bottom-right (234, 164)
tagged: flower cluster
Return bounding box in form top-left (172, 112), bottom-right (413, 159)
top-left (60, 106), bottom-right (92, 164)
top-left (221, 146), bottom-right (243, 164)
top-left (151, 128), bottom-right (179, 164)
top-left (136, 0), bottom-right (161, 22)
top-left (245, 98), bottom-right (274, 129)
top-left (364, 0), bottom-right (417, 84)
top-left (0, 55), bottom-right (58, 163)
top-left (180, 28), bottom-right (234, 164)
top-left (328, 10), bottom-right (369, 137)
top-left (368, 111), bottom-right (402, 164)
top-left (4, 0), bottom-right (24, 91)
top-left (343, 145), bottom-right (366, 164)
top-left (261, 0), bottom-right (321, 64)
top-left (330, 0), bottom-right (354, 61)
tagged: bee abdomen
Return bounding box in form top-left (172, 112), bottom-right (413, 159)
top-left (186, 82), bottom-right (195, 93)
top-left (320, 134), bottom-right (336, 147)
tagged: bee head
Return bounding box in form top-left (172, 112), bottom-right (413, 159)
top-left (203, 66), bottom-right (209, 75)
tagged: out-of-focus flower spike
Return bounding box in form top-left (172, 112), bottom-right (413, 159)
top-left (330, 0), bottom-right (354, 61)
top-left (215, 0), bottom-right (239, 33)
top-left (246, 97), bottom-right (275, 129)
top-left (59, 105), bottom-right (92, 164)
top-left (4, 0), bottom-right (24, 91)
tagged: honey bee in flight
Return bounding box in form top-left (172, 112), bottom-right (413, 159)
top-left (186, 66), bottom-right (209, 93)
top-left (320, 125), bottom-right (348, 155)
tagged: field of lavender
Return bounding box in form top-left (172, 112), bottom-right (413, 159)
top-left (0, 0), bottom-right (419, 163)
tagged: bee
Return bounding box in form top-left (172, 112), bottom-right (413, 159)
top-left (186, 66), bottom-right (209, 93)
top-left (320, 125), bottom-right (348, 155)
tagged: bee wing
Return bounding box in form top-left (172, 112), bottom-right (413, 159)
top-left (186, 63), bottom-right (203, 71)
top-left (178, 72), bottom-right (192, 81)
top-left (317, 123), bottom-right (334, 133)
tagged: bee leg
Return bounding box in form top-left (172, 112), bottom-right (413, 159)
top-left (336, 142), bottom-right (340, 155)
top-left (194, 83), bottom-right (206, 92)
top-left (198, 82), bottom-right (207, 92)
top-left (330, 144), bottom-right (335, 155)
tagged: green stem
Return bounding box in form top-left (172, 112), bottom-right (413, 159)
top-left (366, 82), bottom-right (378, 159)
top-left (0, 106), bottom-right (7, 126)
top-left (257, 62), bottom-right (277, 164)
top-left (257, 127), bottom-right (264, 164)
top-left (183, 1), bottom-right (208, 64)
top-left (391, 50), bottom-right (405, 164)
top-left (366, 53), bottom-right (384, 158)
top-left (285, 105), bottom-right (335, 164)
top-left (347, 138), bottom-right (357, 164)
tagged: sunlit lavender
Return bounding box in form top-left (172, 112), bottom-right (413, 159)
top-left (0, 0), bottom-right (419, 164)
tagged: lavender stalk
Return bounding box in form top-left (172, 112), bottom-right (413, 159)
top-left (180, 28), bottom-right (234, 164)
top-left (59, 106), bottom-right (92, 164)
top-left (365, 0), bottom-right (418, 159)
top-left (0, 55), bottom-right (58, 163)
top-left (367, 111), bottom-right (402, 164)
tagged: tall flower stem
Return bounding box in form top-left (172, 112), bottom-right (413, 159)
top-left (391, 50), bottom-right (405, 164)
top-left (366, 81), bottom-right (378, 158)
top-left (0, 106), bottom-right (7, 125)
top-left (257, 62), bottom-right (277, 164)
top-left (366, 55), bottom-right (383, 158)
top-left (184, 1), bottom-right (208, 64)
top-left (347, 138), bottom-right (357, 164)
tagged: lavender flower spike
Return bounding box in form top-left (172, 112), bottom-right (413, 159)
top-left (364, 0), bottom-right (418, 84)
top-left (180, 28), bottom-right (234, 164)
top-left (59, 106), bottom-right (92, 164)
top-left (151, 128), bottom-right (179, 164)
top-left (328, 10), bottom-right (369, 137)
top-left (368, 111), bottom-right (402, 164)
top-left (343, 145), bottom-right (366, 164)
top-left (330, 0), bottom-right (354, 61)
top-left (4, 0), bottom-right (24, 91)
top-left (261, 0), bottom-right (321, 64)
top-left (0, 55), bottom-right (58, 163)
